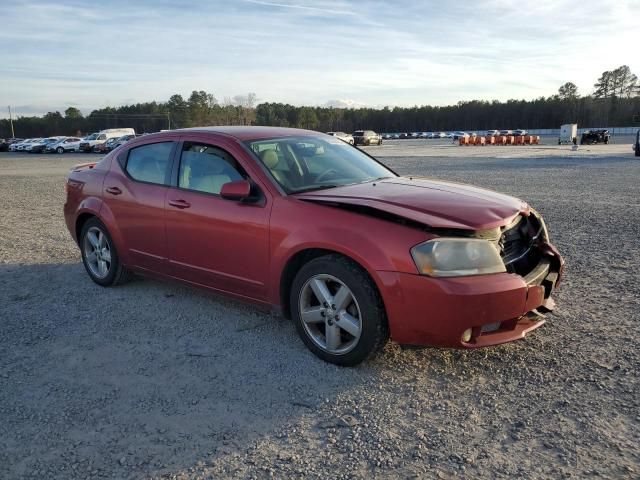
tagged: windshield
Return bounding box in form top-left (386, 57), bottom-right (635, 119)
top-left (86, 133), bottom-right (99, 140)
top-left (246, 136), bottom-right (396, 194)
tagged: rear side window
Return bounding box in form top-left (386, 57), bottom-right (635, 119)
top-left (178, 142), bottom-right (245, 195)
top-left (125, 142), bottom-right (173, 185)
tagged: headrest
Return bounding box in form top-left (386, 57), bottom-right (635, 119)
top-left (261, 149), bottom-right (279, 169)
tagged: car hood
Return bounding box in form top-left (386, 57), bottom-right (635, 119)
top-left (294, 177), bottom-right (529, 230)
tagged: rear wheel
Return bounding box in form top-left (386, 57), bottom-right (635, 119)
top-left (56, 146), bottom-right (64, 154)
top-left (290, 255), bottom-right (388, 366)
top-left (80, 218), bottom-right (131, 286)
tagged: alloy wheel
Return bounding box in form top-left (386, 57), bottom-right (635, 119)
top-left (298, 274), bottom-right (362, 354)
top-left (83, 226), bottom-right (112, 279)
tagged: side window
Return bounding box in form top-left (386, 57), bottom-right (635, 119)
top-left (98, 134), bottom-right (107, 140)
top-left (178, 142), bottom-right (246, 195)
top-left (125, 142), bottom-right (173, 185)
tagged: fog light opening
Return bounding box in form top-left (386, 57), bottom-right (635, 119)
top-left (461, 328), bottom-right (473, 343)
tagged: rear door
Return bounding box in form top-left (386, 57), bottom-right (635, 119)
top-left (164, 135), bottom-right (272, 301)
top-left (102, 139), bottom-right (177, 272)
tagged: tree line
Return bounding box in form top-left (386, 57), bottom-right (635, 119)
top-left (2, 65), bottom-right (638, 139)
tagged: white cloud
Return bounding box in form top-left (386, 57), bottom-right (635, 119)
top-left (0, 0), bottom-right (638, 118)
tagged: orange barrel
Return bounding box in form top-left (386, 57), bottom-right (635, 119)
top-left (486, 136), bottom-right (496, 145)
top-left (478, 136), bottom-right (486, 146)
top-left (506, 135), bottom-right (515, 145)
top-left (534, 135), bottom-right (540, 144)
top-left (459, 137), bottom-right (468, 146)
top-left (515, 135), bottom-right (525, 145)
top-left (496, 135), bottom-right (506, 145)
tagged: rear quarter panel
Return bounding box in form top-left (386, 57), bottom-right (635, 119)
top-left (64, 155), bottom-right (113, 243)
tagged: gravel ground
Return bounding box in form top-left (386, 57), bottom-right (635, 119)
top-left (1, 143), bottom-right (639, 479)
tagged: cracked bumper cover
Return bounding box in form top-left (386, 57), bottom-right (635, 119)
top-left (377, 241), bottom-right (564, 347)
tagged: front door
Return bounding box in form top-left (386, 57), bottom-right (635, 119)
top-left (164, 137), bottom-right (272, 301)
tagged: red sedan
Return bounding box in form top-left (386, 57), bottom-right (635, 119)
top-left (64, 127), bottom-right (564, 365)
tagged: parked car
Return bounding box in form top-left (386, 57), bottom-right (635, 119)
top-left (20, 138), bottom-right (44, 152)
top-left (64, 126), bottom-right (563, 366)
top-left (9, 139), bottom-right (31, 151)
top-left (79, 128), bottom-right (136, 153)
top-left (486, 130), bottom-right (500, 137)
top-left (352, 130), bottom-right (382, 146)
top-left (451, 131), bottom-right (469, 140)
top-left (0, 139), bottom-right (9, 152)
top-left (30, 137), bottom-right (64, 153)
top-left (513, 129), bottom-right (528, 136)
top-left (93, 137), bottom-right (121, 153)
top-left (499, 130), bottom-right (513, 136)
top-left (4, 138), bottom-right (23, 150)
top-left (47, 137), bottom-right (82, 153)
top-left (326, 132), bottom-right (354, 145)
top-left (635, 130), bottom-right (640, 157)
top-left (112, 134), bottom-right (140, 149)
top-left (580, 129), bottom-right (610, 145)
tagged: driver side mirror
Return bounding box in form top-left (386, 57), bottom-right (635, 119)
top-left (220, 179), bottom-right (252, 201)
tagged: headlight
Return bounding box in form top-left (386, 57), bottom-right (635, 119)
top-left (411, 238), bottom-right (506, 277)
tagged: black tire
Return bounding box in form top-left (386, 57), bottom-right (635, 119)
top-left (635, 145), bottom-right (640, 157)
top-left (290, 254), bottom-right (389, 366)
top-left (57, 146), bottom-right (64, 154)
top-left (80, 217), bottom-right (131, 287)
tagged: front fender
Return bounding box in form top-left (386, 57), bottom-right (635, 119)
top-left (268, 197), bottom-right (430, 305)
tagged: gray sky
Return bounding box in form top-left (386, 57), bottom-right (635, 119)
top-left (1, 0), bottom-right (638, 118)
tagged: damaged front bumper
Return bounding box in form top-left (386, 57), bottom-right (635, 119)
top-left (377, 241), bottom-right (564, 348)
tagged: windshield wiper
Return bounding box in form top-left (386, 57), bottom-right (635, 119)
top-left (292, 185), bottom-right (339, 194)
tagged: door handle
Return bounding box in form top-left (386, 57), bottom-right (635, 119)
top-left (105, 186), bottom-right (122, 195)
top-left (168, 199), bottom-right (191, 209)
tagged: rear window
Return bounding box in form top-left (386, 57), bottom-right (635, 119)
top-left (354, 131), bottom-right (364, 136)
top-left (125, 142), bottom-right (174, 185)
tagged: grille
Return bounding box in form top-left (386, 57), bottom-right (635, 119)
top-left (499, 214), bottom-right (544, 276)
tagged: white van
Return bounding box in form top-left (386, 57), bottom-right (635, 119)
top-left (79, 128), bottom-right (135, 153)
top-left (558, 124), bottom-right (577, 145)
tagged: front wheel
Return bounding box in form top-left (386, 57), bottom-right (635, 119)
top-left (57, 147), bottom-right (65, 154)
top-left (290, 255), bottom-right (389, 366)
top-left (80, 218), bottom-right (131, 286)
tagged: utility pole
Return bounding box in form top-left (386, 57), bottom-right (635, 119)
top-left (167, 112), bottom-right (171, 130)
top-left (8, 105), bottom-right (15, 138)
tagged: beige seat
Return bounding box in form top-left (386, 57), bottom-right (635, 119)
top-left (260, 149), bottom-right (288, 188)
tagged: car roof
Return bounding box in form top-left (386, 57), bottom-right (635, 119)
top-left (170, 126), bottom-right (324, 141)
